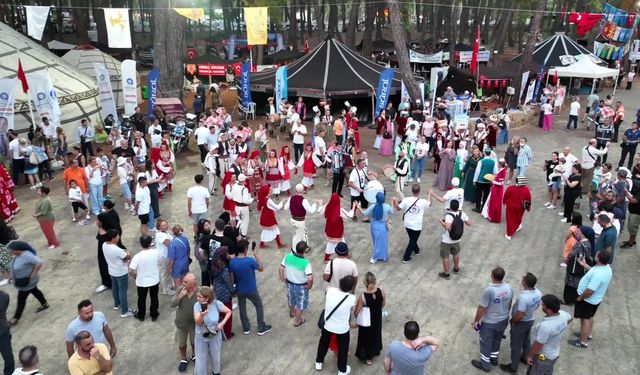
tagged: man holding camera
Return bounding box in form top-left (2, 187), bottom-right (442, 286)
top-left (77, 119), bottom-right (95, 159)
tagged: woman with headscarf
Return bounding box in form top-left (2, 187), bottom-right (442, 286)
top-left (454, 140), bottom-right (469, 180)
top-left (482, 159), bottom-right (507, 223)
top-left (209, 246), bottom-right (235, 339)
top-left (319, 193), bottom-right (355, 262)
top-left (279, 146), bottom-right (295, 197)
top-left (257, 185), bottom-right (286, 249)
top-left (462, 146), bottom-right (481, 203)
top-left (503, 176), bottom-right (532, 240)
top-left (434, 140), bottom-right (456, 191)
top-left (220, 171), bottom-right (236, 221)
top-left (360, 192), bottom-right (392, 264)
top-left (264, 149), bottom-right (282, 196)
top-left (247, 150), bottom-right (263, 198)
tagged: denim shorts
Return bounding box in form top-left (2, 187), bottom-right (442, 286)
top-left (120, 182), bottom-right (132, 199)
top-left (286, 282), bottom-right (309, 311)
top-left (548, 180), bottom-right (561, 191)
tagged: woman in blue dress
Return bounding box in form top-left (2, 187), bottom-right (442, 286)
top-left (361, 192), bottom-right (392, 264)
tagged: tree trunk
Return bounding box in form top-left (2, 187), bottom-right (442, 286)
top-left (492, 0), bottom-right (514, 54)
top-left (341, 3), bottom-right (346, 32)
top-left (512, 0), bottom-right (548, 107)
top-left (448, 1), bottom-right (460, 63)
top-left (153, 4), bottom-right (187, 99)
top-left (289, 0), bottom-right (299, 50)
top-left (375, 3), bottom-right (384, 40)
top-left (430, 0), bottom-right (439, 50)
top-left (459, 0), bottom-right (470, 43)
top-left (481, 0), bottom-right (492, 43)
top-left (362, 2), bottom-right (375, 58)
top-left (345, 0), bottom-right (360, 49)
top-left (74, 6), bottom-right (91, 44)
top-left (388, 0), bottom-right (420, 101)
top-left (328, 3), bottom-right (339, 34)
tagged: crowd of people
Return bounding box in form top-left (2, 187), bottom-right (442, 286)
top-left (0, 82), bottom-right (627, 375)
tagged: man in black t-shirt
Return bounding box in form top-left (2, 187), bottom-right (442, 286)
top-left (200, 219), bottom-right (236, 260)
top-left (111, 142), bottom-right (135, 165)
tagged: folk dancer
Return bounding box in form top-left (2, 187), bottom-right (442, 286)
top-left (284, 184), bottom-right (320, 252)
top-left (221, 171), bottom-right (237, 221)
top-left (230, 174), bottom-right (253, 239)
top-left (257, 185), bottom-right (286, 249)
top-left (318, 193), bottom-right (355, 262)
top-left (279, 146), bottom-right (295, 196)
top-left (264, 149), bottom-right (283, 196)
top-left (213, 132), bottom-right (230, 178)
top-left (394, 150), bottom-right (410, 200)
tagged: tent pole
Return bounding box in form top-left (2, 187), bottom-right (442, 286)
top-left (569, 77), bottom-right (572, 95)
top-left (371, 90), bottom-right (375, 123)
top-left (613, 70), bottom-right (619, 98)
top-left (591, 79), bottom-right (596, 95)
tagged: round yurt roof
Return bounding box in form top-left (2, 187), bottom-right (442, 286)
top-left (0, 22), bottom-right (100, 133)
top-left (62, 45), bottom-right (139, 108)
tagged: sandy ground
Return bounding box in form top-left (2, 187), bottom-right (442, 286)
top-left (3, 86), bottom-right (640, 375)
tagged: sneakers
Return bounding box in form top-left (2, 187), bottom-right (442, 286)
top-left (438, 272), bottom-right (451, 280)
top-left (86, 214), bottom-right (91, 220)
top-left (560, 262), bottom-right (567, 267)
top-left (0, 279), bottom-right (9, 287)
top-left (257, 325), bottom-right (272, 336)
top-left (232, 303), bottom-right (238, 310)
top-left (568, 338), bottom-right (589, 348)
top-left (543, 202), bottom-right (551, 207)
top-left (113, 305), bottom-right (120, 310)
top-left (120, 311), bottom-right (135, 318)
top-left (453, 267), bottom-right (460, 274)
top-left (315, 362), bottom-right (323, 371)
top-left (417, 178), bottom-right (421, 183)
top-left (547, 205), bottom-right (556, 209)
top-left (95, 285), bottom-right (108, 293)
top-left (505, 235), bottom-right (512, 240)
top-left (243, 330), bottom-right (251, 335)
top-left (560, 218), bottom-right (568, 223)
top-left (558, 212), bottom-right (565, 216)
top-left (178, 359), bottom-right (188, 372)
top-left (337, 365), bottom-right (351, 375)
top-left (163, 289), bottom-right (176, 296)
top-left (369, 258), bottom-right (376, 264)
top-left (402, 258), bottom-right (412, 264)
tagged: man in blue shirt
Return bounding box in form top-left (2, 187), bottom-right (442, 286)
top-left (76, 119), bottom-right (95, 159)
top-left (228, 240), bottom-right (272, 336)
top-left (618, 121), bottom-right (640, 169)
top-left (570, 250), bottom-right (613, 348)
top-left (594, 214), bottom-right (617, 263)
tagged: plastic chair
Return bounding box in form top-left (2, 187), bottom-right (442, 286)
top-left (247, 102), bottom-right (256, 120)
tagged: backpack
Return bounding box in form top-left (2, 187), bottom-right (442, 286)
top-left (446, 212), bottom-right (464, 241)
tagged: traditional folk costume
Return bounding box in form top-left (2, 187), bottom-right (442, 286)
top-left (264, 150), bottom-right (282, 195)
top-left (156, 144), bottom-right (175, 192)
top-left (247, 151), bottom-right (263, 198)
top-left (278, 146), bottom-right (295, 195)
top-left (394, 154), bottom-right (410, 200)
top-left (503, 177), bottom-right (532, 238)
top-left (374, 113), bottom-right (387, 149)
top-left (298, 144), bottom-right (316, 191)
top-left (203, 151), bottom-right (217, 194)
top-left (379, 118), bottom-right (394, 156)
top-left (348, 106), bottom-right (361, 151)
top-left (434, 146), bottom-right (456, 191)
top-left (482, 165), bottom-right (507, 223)
top-left (0, 164), bottom-right (18, 222)
top-left (221, 171), bottom-right (236, 218)
top-left (230, 175), bottom-right (253, 238)
top-left (213, 138), bottom-right (230, 177)
top-left (257, 185), bottom-right (286, 248)
top-left (454, 142), bottom-right (469, 180)
top-left (285, 184), bottom-right (318, 252)
top-left (320, 193), bottom-right (354, 262)
top-left (473, 124), bottom-right (488, 151)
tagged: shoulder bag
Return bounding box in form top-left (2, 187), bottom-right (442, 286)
top-left (355, 294), bottom-right (371, 327)
top-left (402, 197), bottom-right (420, 221)
top-left (318, 294), bottom-right (349, 329)
top-left (326, 259), bottom-right (334, 282)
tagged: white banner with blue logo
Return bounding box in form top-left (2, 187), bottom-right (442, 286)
top-left (26, 71), bottom-right (60, 125)
top-left (275, 66), bottom-right (288, 112)
top-left (374, 68), bottom-right (395, 118)
top-left (94, 63), bottom-right (117, 120)
top-left (0, 79), bottom-right (15, 130)
top-left (121, 59), bottom-right (138, 115)
top-left (148, 69), bottom-right (160, 119)
top-left (240, 62), bottom-right (252, 108)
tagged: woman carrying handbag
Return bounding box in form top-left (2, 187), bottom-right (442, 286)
top-left (355, 272), bottom-right (385, 365)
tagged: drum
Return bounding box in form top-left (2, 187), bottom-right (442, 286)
top-left (270, 113), bottom-right (281, 124)
top-left (382, 165), bottom-right (396, 178)
top-left (364, 180), bottom-right (384, 204)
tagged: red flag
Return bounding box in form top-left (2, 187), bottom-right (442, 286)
top-left (304, 32), bottom-right (309, 54)
top-left (470, 25), bottom-right (480, 76)
top-left (552, 70), bottom-right (558, 85)
top-left (569, 13), bottom-right (603, 37)
top-left (17, 59), bottom-right (29, 93)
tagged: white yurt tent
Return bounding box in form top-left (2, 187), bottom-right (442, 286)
top-left (62, 45), bottom-right (141, 108)
top-left (0, 22), bottom-right (101, 134)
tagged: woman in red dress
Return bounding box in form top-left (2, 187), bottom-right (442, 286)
top-left (503, 176), bottom-right (532, 240)
top-left (279, 146), bottom-right (294, 196)
top-left (264, 149), bottom-right (282, 196)
top-left (257, 185), bottom-right (286, 249)
top-left (298, 143), bottom-right (316, 192)
top-left (155, 142), bottom-right (174, 192)
top-left (482, 159), bottom-right (507, 223)
top-left (247, 150), bottom-right (263, 198)
top-left (0, 164), bottom-right (18, 222)
top-left (221, 171), bottom-right (236, 220)
top-left (348, 107), bottom-right (361, 151)
top-left (321, 193), bottom-right (355, 262)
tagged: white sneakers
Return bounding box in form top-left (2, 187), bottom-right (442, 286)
top-left (369, 258), bottom-right (376, 264)
top-left (547, 205), bottom-right (556, 209)
top-left (95, 285), bottom-right (108, 293)
top-left (315, 363), bottom-right (323, 371)
top-left (120, 311), bottom-right (134, 318)
top-left (543, 202), bottom-right (551, 207)
top-left (505, 235), bottom-right (512, 240)
top-left (338, 366), bottom-right (351, 375)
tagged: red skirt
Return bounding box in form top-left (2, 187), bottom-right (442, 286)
top-left (0, 165), bottom-right (18, 221)
top-left (223, 198), bottom-right (236, 216)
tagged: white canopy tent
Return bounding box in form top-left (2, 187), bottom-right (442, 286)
top-left (549, 54), bottom-right (620, 95)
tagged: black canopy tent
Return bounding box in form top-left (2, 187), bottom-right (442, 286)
top-left (509, 32), bottom-right (602, 70)
top-left (435, 67), bottom-right (477, 97)
top-left (250, 35), bottom-right (402, 98)
top-left (356, 38), bottom-right (397, 52)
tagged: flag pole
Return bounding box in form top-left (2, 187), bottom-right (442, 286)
top-left (17, 49), bottom-right (37, 133)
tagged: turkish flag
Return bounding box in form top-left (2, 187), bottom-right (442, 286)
top-left (470, 25), bottom-right (480, 76)
top-left (17, 59), bottom-right (29, 93)
top-left (569, 13), bottom-right (603, 37)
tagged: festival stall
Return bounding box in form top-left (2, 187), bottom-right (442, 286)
top-left (184, 53), bottom-right (242, 84)
top-left (550, 54), bottom-right (620, 94)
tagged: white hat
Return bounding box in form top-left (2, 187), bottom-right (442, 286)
top-left (296, 184), bottom-right (304, 193)
top-left (291, 113), bottom-right (300, 122)
top-left (238, 174), bottom-right (247, 182)
top-left (312, 105), bottom-right (320, 113)
top-left (350, 106), bottom-right (357, 114)
top-left (451, 177), bottom-right (460, 187)
top-left (477, 123), bottom-right (485, 128)
top-left (344, 101), bottom-right (351, 107)
top-left (116, 156), bottom-right (127, 166)
top-left (464, 90), bottom-right (469, 94)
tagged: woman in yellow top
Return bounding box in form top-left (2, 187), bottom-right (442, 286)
top-left (34, 186), bottom-right (59, 249)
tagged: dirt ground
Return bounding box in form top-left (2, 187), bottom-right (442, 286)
top-left (3, 86), bottom-right (639, 375)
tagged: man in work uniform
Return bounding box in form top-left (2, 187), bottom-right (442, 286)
top-left (471, 266), bottom-right (513, 372)
top-left (526, 294), bottom-right (572, 375)
top-left (500, 273), bottom-right (542, 373)
top-left (230, 174), bottom-right (253, 239)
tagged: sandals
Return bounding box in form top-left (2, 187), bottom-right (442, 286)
top-left (568, 339), bottom-right (588, 348)
top-left (293, 317), bottom-right (306, 327)
top-left (178, 360), bottom-right (188, 372)
top-left (35, 303), bottom-right (49, 313)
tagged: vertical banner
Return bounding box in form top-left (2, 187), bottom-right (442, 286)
top-left (401, 81), bottom-right (409, 102)
top-left (244, 7), bottom-right (268, 45)
top-left (24, 6), bottom-right (51, 41)
top-left (227, 35), bottom-right (236, 61)
top-left (419, 82), bottom-right (426, 104)
top-left (121, 59), bottom-right (138, 115)
top-left (519, 71), bottom-right (530, 102)
top-left (532, 66), bottom-right (545, 103)
top-left (524, 81), bottom-right (535, 105)
top-left (374, 68), bottom-right (395, 118)
top-left (429, 67), bottom-right (448, 99)
top-left (104, 8), bottom-right (132, 48)
top-left (274, 66), bottom-right (288, 112)
top-left (240, 62), bottom-right (252, 107)
top-left (94, 63), bottom-right (117, 119)
top-left (26, 71), bottom-right (60, 124)
top-left (0, 79), bottom-right (16, 129)
top-left (148, 69), bottom-right (160, 119)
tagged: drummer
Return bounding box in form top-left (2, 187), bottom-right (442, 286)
top-left (349, 158), bottom-right (375, 222)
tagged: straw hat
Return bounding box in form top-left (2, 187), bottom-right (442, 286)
top-left (116, 156), bottom-right (127, 166)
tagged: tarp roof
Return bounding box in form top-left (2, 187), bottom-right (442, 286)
top-left (251, 35), bottom-right (402, 98)
top-left (356, 38), bottom-right (396, 52)
top-left (47, 40), bottom-right (76, 50)
top-left (263, 49), bottom-right (305, 64)
top-left (510, 32), bottom-right (603, 68)
top-left (551, 54), bottom-right (619, 79)
top-left (0, 22), bottom-right (100, 132)
top-left (436, 67), bottom-right (477, 97)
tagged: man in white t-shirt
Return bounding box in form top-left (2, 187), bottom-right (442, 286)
top-left (431, 177), bottom-right (465, 210)
top-left (116, 157), bottom-right (134, 212)
top-left (314, 128), bottom-right (328, 179)
top-left (438, 199), bottom-right (472, 280)
top-left (291, 120), bottom-right (307, 163)
top-left (322, 242), bottom-right (358, 291)
top-left (566, 97), bottom-right (580, 131)
top-left (392, 184), bottom-right (431, 264)
top-left (39, 117), bottom-right (56, 140)
top-left (128, 235), bottom-right (160, 322)
top-left (102, 230), bottom-right (133, 317)
top-left (348, 159), bottom-right (372, 222)
top-left (186, 174), bottom-right (211, 237)
top-left (85, 157), bottom-right (104, 216)
top-left (194, 122), bottom-right (210, 163)
top-left (148, 119), bottom-right (163, 147)
top-left (155, 218), bottom-right (175, 296)
top-left (135, 176), bottom-right (151, 237)
top-left (8, 131), bottom-right (24, 185)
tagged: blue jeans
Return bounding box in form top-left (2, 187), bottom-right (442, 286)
top-left (88, 183), bottom-right (104, 215)
top-left (147, 206), bottom-right (155, 230)
top-left (497, 129), bottom-right (509, 145)
top-left (412, 158), bottom-right (426, 180)
top-left (111, 274), bottom-right (129, 314)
